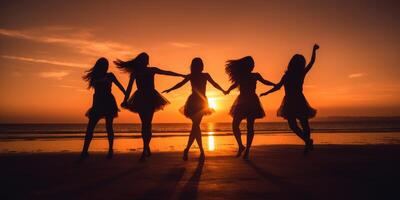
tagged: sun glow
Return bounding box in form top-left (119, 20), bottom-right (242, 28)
top-left (208, 132), bottom-right (215, 151)
top-left (208, 98), bottom-right (217, 110)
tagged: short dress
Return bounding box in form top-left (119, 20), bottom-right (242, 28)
top-left (124, 69), bottom-right (170, 113)
top-left (229, 75), bottom-right (265, 119)
top-left (86, 74), bottom-right (119, 118)
top-left (277, 72), bottom-right (316, 119)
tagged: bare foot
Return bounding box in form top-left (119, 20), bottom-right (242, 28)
top-left (139, 153), bottom-right (146, 162)
top-left (183, 149), bottom-right (189, 161)
top-left (106, 149), bottom-right (113, 159)
top-left (199, 152), bottom-right (205, 160)
top-left (236, 145), bottom-right (245, 157)
top-left (146, 147), bottom-right (152, 157)
top-left (243, 151), bottom-right (249, 160)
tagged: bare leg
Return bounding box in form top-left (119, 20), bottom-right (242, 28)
top-left (287, 118), bottom-right (307, 143)
top-left (145, 112), bottom-right (154, 157)
top-left (105, 116), bottom-right (114, 159)
top-left (81, 116), bottom-right (100, 158)
top-left (243, 117), bottom-right (255, 160)
top-left (299, 118), bottom-right (313, 150)
top-left (287, 117), bottom-right (309, 154)
top-left (232, 116), bottom-right (245, 157)
top-left (183, 118), bottom-right (198, 161)
top-left (139, 111), bottom-right (154, 161)
top-left (193, 115), bottom-right (205, 159)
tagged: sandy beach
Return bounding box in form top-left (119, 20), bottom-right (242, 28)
top-left (1, 144), bottom-right (399, 200)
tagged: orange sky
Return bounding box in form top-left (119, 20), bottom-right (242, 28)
top-left (0, 0), bottom-right (399, 123)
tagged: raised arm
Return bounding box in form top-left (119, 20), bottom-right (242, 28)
top-left (305, 44), bottom-right (319, 74)
top-left (162, 76), bottom-right (190, 93)
top-left (206, 73), bottom-right (226, 94)
top-left (109, 73), bottom-right (126, 94)
top-left (225, 83), bottom-right (239, 95)
top-left (151, 67), bottom-right (186, 78)
top-left (255, 73), bottom-right (276, 86)
top-left (260, 75), bottom-right (285, 97)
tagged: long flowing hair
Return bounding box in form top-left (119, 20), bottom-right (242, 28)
top-left (286, 54), bottom-right (306, 77)
top-left (82, 57), bottom-right (109, 89)
top-left (114, 52), bottom-right (149, 73)
top-left (190, 57), bottom-right (204, 74)
top-left (225, 56), bottom-right (254, 84)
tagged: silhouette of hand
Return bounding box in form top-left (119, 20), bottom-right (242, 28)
top-left (121, 101), bottom-right (128, 108)
top-left (313, 44), bottom-right (319, 50)
top-left (260, 92), bottom-right (268, 97)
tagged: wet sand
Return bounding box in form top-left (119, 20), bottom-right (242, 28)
top-left (1, 145), bottom-right (400, 200)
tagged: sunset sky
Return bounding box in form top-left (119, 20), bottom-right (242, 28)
top-left (0, 0), bottom-right (399, 123)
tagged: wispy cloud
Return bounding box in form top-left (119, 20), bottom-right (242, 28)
top-left (2, 55), bottom-right (87, 68)
top-left (0, 27), bottom-right (135, 57)
top-left (168, 42), bottom-right (198, 48)
top-left (39, 71), bottom-right (69, 80)
top-left (348, 73), bottom-right (364, 78)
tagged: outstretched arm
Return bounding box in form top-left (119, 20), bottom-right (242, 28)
top-left (109, 73), bottom-right (126, 94)
top-left (305, 44), bottom-right (319, 74)
top-left (225, 83), bottom-right (239, 95)
top-left (260, 75), bottom-right (285, 97)
top-left (206, 73), bottom-right (226, 94)
top-left (152, 67), bottom-right (186, 78)
top-left (256, 73), bottom-right (276, 86)
top-left (162, 76), bottom-right (190, 93)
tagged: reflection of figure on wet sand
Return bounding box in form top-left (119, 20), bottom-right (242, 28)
top-left (163, 57), bottom-right (225, 160)
top-left (80, 57), bottom-right (126, 160)
top-left (179, 159), bottom-right (205, 199)
top-left (115, 52), bottom-right (186, 161)
top-left (225, 56), bottom-right (275, 159)
top-left (245, 160), bottom-right (311, 199)
top-left (261, 44), bottom-right (320, 154)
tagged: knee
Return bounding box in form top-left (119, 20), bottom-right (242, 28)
top-left (288, 122), bottom-right (300, 131)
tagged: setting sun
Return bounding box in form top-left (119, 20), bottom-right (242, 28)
top-left (208, 98), bottom-right (218, 110)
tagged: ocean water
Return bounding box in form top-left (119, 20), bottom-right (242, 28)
top-left (1, 118), bottom-right (399, 153)
top-left (1, 118), bottom-right (400, 139)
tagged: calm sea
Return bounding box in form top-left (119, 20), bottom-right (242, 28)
top-left (1, 117), bottom-right (400, 139)
top-left (1, 118), bottom-right (400, 153)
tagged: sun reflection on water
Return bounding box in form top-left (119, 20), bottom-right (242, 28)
top-left (208, 131), bottom-right (215, 151)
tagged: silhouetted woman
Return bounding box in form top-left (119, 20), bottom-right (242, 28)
top-left (115, 52), bottom-right (186, 161)
top-left (163, 57), bottom-right (225, 160)
top-left (260, 44), bottom-right (319, 154)
top-left (225, 56), bottom-right (275, 159)
top-left (81, 57), bottom-right (126, 159)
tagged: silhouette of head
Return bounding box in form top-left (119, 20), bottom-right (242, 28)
top-left (225, 56), bottom-right (254, 84)
top-left (115, 52), bottom-right (149, 73)
top-left (83, 57), bottom-right (109, 88)
top-left (287, 54), bottom-right (306, 75)
top-left (190, 57), bottom-right (204, 74)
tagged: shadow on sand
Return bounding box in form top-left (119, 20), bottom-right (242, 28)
top-left (178, 159), bottom-right (205, 199)
top-left (245, 160), bottom-right (311, 199)
top-left (139, 165), bottom-right (186, 199)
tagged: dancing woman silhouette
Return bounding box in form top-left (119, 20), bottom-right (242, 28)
top-left (225, 56), bottom-right (275, 159)
top-left (163, 58), bottom-right (225, 160)
top-left (260, 44), bottom-right (319, 154)
top-left (115, 52), bottom-right (186, 161)
top-left (81, 57), bottom-right (126, 159)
